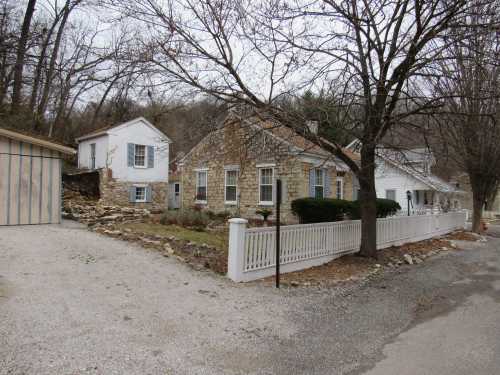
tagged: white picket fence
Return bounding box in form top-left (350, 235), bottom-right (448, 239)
top-left (227, 211), bottom-right (466, 282)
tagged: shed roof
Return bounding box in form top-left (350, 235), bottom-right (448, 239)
top-left (0, 127), bottom-right (76, 155)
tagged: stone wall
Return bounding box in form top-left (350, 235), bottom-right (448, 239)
top-left (99, 168), bottom-right (168, 211)
top-left (180, 122), bottom-right (343, 223)
top-left (339, 170), bottom-right (355, 201)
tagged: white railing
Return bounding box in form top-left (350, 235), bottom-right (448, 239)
top-left (227, 211), bottom-right (466, 282)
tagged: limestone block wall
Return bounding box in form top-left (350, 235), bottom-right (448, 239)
top-left (179, 125), bottom-right (341, 223)
top-left (99, 169), bottom-right (168, 210)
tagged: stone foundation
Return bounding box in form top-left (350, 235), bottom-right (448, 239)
top-left (98, 169), bottom-right (168, 211)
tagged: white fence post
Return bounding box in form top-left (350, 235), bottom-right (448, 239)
top-left (227, 218), bottom-right (248, 282)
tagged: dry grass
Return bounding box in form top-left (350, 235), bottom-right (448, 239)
top-left (118, 222), bottom-right (228, 251)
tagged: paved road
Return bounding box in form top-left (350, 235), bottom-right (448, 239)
top-left (1, 221), bottom-right (499, 374)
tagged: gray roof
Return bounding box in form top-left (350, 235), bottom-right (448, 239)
top-left (382, 157), bottom-right (462, 194)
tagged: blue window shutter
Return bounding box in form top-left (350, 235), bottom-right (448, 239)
top-left (147, 146), bottom-right (154, 168)
top-left (146, 185), bottom-right (152, 202)
top-left (127, 143), bottom-right (134, 167)
top-left (324, 169), bottom-right (331, 197)
top-left (129, 186), bottom-right (136, 202)
top-left (309, 169), bottom-right (315, 197)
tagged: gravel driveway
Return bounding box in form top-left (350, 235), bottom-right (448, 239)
top-left (1, 221), bottom-right (499, 374)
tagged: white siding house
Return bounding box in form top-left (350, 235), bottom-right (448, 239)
top-left (346, 140), bottom-right (463, 213)
top-left (76, 117), bottom-right (171, 208)
top-left (375, 149), bottom-right (462, 213)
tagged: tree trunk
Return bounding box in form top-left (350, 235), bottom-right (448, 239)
top-left (471, 191), bottom-right (484, 233)
top-left (485, 187), bottom-right (498, 211)
top-left (11, 0), bottom-right (37, 113)
top-left (37, 1), bottom-right (71, 121)
top-left (29, 12), bottom-right (61, 117)
top-left (358, 145), bottom-right (378, 258)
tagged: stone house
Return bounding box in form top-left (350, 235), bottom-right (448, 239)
top-left (75, 117), bottom-right (171, 209)
top-left (177, 115), bottom-right (354, 223)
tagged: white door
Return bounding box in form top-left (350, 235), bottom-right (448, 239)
top-left (168, 182), bottom-right (181, 209)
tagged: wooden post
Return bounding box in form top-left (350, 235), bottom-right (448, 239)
top-left (276, 179), bottom-right (282, 288)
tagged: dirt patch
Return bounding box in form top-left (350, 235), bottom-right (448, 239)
top-left (443, 230), bottom-right (480, 242)
top-left (92, 222), bottom-right (228, 274)
top-left (260, 233), bottom-right (475, 288)
top-left (86, 219), bottom-right (479, 286)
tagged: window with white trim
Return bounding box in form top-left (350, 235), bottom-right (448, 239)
top-left (196, 170), bottom-right (207, 203)
top-left (314, 169), bottom-right (324, 199)
top-left (336, 177), bottom-right (344, 199)
top-left (134, 144), bottom-right (146, 167)
top-left (259, 168), bottom-right (274, 205)
top-left (385, 189), bottom-right (396, 201)
top-left (135, 186), bottom-right (146, 202)
top-left (225, 169), bottom-right (238, 204)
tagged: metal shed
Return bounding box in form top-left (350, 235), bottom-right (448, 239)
top-left (0, 128), bottom-right (76, 226)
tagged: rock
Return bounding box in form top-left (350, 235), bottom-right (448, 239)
top-left (290, 281), bottom-right (300, 287)
top-left (141, 238), bottom-right (161, 246)
top-left (103, 229), bottom-right (121, 236)
top-left (175, 255), bottom-right (186, 262)
top-left (403, 254), bottom-right (413, 265)
top-left (414, 257), bottom-right (423, 264)
top-left (374, 263), bottom-right (382, 268)
top-left (387, 262), bottom-right (395, 268)
top-left (99, 214), bottom-right (124, 221)
top-left (164, 243), bottom-right (175, 255)
top-left (441, 246), bottom-right (448, 251)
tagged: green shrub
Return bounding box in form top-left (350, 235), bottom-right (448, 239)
top-left (256, 208), bottom-right (273, 221)
top-left (349, 199), bottom-right (401, 219)
top-left (160, 209), bottom-right (210, 228)
top-left (291, 198), bottom-right (352, 223)
top-left (291, 197), bottom-right (401, 223)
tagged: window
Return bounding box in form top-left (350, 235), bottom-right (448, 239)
top-left (314, 169), bottom-right (324, 199)
top-left (90, 143), bottom-right (96, 169)
top-left (386, 189), bottom-right (396, 201)
top-left (225, 169), bottom-right (238, 204)
top-left (196, 170), bottom-right (207, 203)
top-left (135, 186), bottom-right (146, 202)
top-left (336, 177), bottom-right (344, 199)
top-left (259, 168), bottom-right (274, 205)
top-left (134, 144), bottom-right (146, 167)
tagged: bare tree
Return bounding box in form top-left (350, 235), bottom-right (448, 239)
top-left (428, 0), bottom-right (500, 233)
top-left (36, 0), bottom-right (83, 123)
top-left (11, 0), bottom-right (37, 112)
top-left (29, 0), bottom-right (68, 116)
top-left (111, 0), bottom-right (479, 257)
top-left (0, 1), bottom-right (20, 107)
